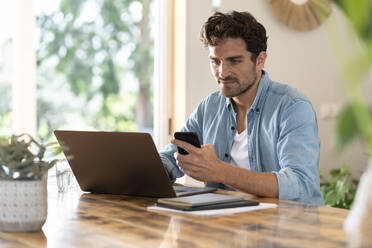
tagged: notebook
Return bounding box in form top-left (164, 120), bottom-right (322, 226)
top-left (156, 193), bottom-right (259, 211)
top-left (54, 130), bottom-right (217, 198)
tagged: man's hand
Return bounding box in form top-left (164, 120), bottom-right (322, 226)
top-left (172, 138), bottom-right (278, 198)
top-left (171, 139), bottom-right (226, 182)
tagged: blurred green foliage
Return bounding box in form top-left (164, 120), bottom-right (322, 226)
top-left (331, 0), bottom-right (372, 152)
top-left (0, 39), bottom-right (13, 137)
top-left (332, 0), bottom-right (372, 44)
top-left (320, 164), bottom-right (359, 209)
top-left (36, 0), bottom-right (154, 140)
top-left (325, 0), bottom-right (372, 208)
top-left (0, 0), bottom-right (154, 143)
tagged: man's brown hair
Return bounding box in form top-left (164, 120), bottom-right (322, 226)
top-left (200, 11), bottom-right (268, 62)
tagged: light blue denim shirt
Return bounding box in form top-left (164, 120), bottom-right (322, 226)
top-left (160, 71), bottom-right (324, 205)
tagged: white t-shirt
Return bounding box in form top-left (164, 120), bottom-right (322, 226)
top-left (230, 129), bottom-right (250, 170)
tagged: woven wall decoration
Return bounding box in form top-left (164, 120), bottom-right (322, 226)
top-left (270, 0), bottom-right (332, 31)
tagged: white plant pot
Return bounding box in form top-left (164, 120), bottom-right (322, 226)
top-left (0, 177), bottom-right (47, 232)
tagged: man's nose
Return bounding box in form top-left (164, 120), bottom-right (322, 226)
top-left (218, 62), bottom-right (231, 78)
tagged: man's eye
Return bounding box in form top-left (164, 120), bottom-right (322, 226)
top-left (211, 60), bottom-right (220, 65)
top-left (231, 60), bottom-right (241, 64)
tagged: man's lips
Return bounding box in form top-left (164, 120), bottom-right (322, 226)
top-left (220, 80), bottom-right (237, 85)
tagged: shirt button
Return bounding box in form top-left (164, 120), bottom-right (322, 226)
top-left (224, 153), bottom-right (229, 158)
top-left (256, 108), bottom-right (260, 112)
top-left (231, 126), bottom-right (235, 130)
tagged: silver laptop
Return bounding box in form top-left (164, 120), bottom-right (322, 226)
top-left (54, 130), bottom-right (216, 198)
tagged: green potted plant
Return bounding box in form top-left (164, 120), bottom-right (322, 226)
top-left (0, 134), bottom-right (59, 232)
top-left (320, 164), bottom-right (359, 209)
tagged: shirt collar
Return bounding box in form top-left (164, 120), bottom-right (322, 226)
top-left (225, 70), bottom-right (270, 113)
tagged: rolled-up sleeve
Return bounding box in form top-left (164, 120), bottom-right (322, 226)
top-left (159, 100), bottom-right (205, 181)
top-left (273, 100), bottom-right (323, 205)
top-left (159, 144), bottom-right (182, 183)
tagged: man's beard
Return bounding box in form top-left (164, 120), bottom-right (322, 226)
top-left (219, 71), bottom-right (257, 98)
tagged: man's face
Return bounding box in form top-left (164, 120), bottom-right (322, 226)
top-left (208, 38), bottom-right (259, 98)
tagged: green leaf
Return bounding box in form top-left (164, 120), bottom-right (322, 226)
top-left (321, 163), bottom-right (359, 209)
top-left (336, 105), bottom-right (360, 150)
top-left (330, 168), bottom-right (341, 177)
top-left (340, 163), bottom-right (349, 176)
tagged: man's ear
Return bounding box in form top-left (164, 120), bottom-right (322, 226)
top-left (256, 51), bottom-right (267, 70)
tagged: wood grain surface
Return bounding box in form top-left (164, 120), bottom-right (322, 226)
top-left (0, 183), bottom-right (350, 248)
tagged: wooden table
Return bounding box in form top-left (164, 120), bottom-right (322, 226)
top-left (0, 184), bottom-right (350, 248)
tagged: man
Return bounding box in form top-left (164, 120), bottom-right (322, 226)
top-left (160, 11), bottom-right (323, 205)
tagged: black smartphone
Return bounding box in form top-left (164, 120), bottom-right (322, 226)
top-left (174, 132), bottom-right (201, 155)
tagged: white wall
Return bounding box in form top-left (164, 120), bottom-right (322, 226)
top-left (179, 0), bottom-right (368, 179)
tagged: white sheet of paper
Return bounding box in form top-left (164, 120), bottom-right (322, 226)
top-left (147, 203), bottom-right (277, 216)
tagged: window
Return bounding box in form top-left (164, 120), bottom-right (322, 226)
top-left (0, 2), bottom-right (16, 136)
top-left (35, 0), bottom-right (155, 142)
top-left (0, 0), bottom-right (175, 149)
